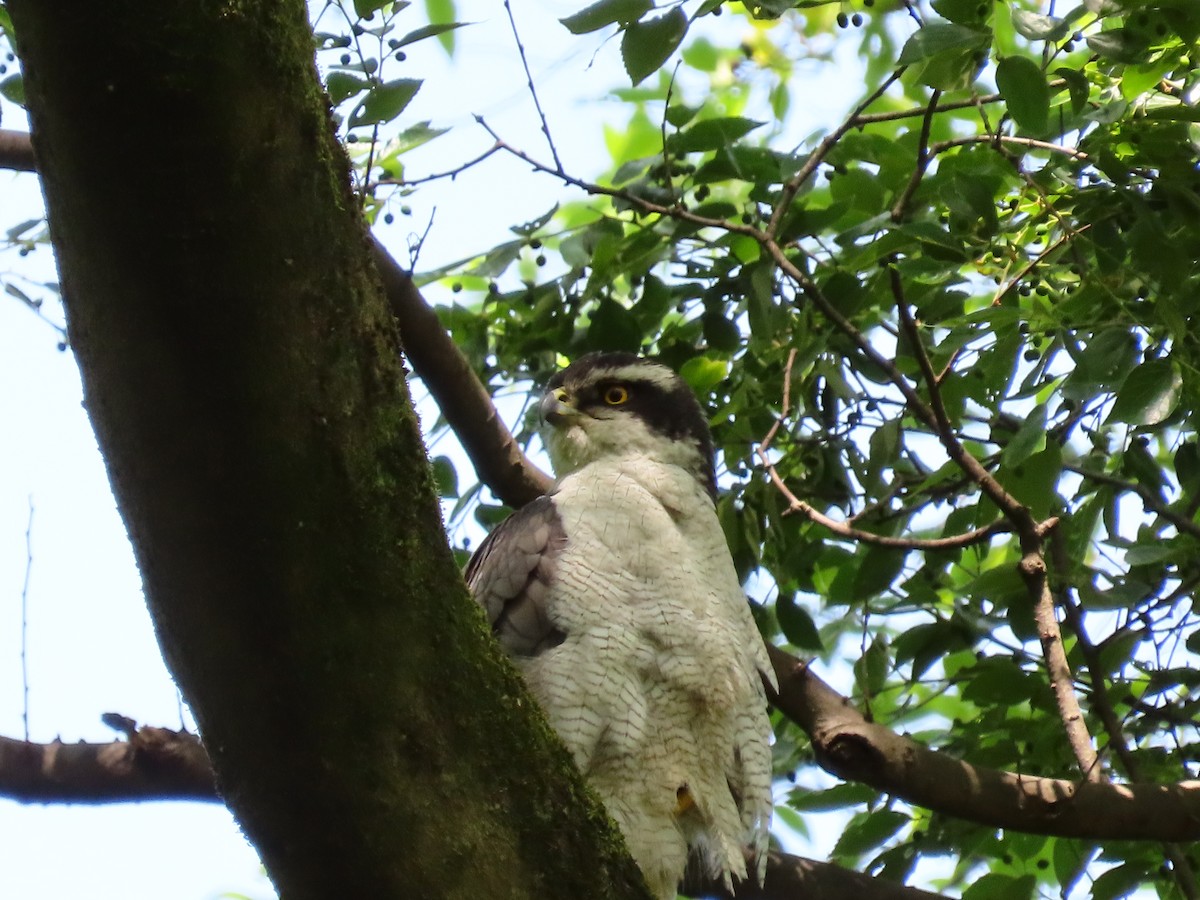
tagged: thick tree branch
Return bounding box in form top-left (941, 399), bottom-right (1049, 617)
top-left (10, 642), bottom-right (1200, 846)
top-left (9, 3), bottom-right (648, 897)
top-left (1, 724), bottom-right (939, 899)
top-left (684, 849), bottom-right (949, 900)
top-left (0, 721), bottom-right (216, 804)
top-left (0, 128), bottom-right (36, 171)
top-left (766, 645), bottom-right (1200, 842)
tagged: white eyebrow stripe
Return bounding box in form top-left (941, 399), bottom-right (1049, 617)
top-left (584, 363), bottom-right (678, 391)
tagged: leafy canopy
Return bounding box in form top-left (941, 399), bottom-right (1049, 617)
top-left (4, 0), bottom-right (1200, 896)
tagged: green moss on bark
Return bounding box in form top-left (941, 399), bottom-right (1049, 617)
top-left (8, 1), bottom-right (650, 897)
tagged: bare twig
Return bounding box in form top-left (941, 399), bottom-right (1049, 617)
top-left (766, 70), bottom-right (905, 241)
top-left (755, 336), bottom-right (1013, 551)
top-left (889, 265), bottom-right (947, 432)
top-left (891, 89), bottom-right (941, 221)
top-left (1067, 462), bottom-right (1200, 542)
top-left (853, 91), bottom-right (1003, 125)
top-left (1022, 523), bottom-right (1102, 781)
top-left (0, 129), bottom-right (36, 172)
top-left (932, 133), bottom-right (1090, 162)
top-left (21, 499), bottom-right (33, 742)
top-left (503, 0), bottom-right (563, 173)
top-left (0, 721), bottom-right (217, 803)
top-left (474, 117), bottom-right (762, 236)
top-left (372, 144), bottom-right (501, 189)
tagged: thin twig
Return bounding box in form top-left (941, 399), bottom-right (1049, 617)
top-left (659, 63), bottom-right (682, 201)
top-left (503, 0), bottom-right (563, 173)
top-left (932, 133), bottom-right (1090, 162)
top-left (891, 88), bottom-right (941, 221)
top-left (756, 348), bottom-right (1011, 551)
top-left (890, 265), bottom-right (949, 433)
top-left (989, 230), bottom-right (1083, 307)
top-left (853, 92), bottom-right (1003, 125)
top-left (765, 70), bottom-right (905, 241)
top-left (1066, 463), bottom-right (1200, 541)
top-left (21, 498), bottom-right (33, 742)
top-left (372, 145), bottom-right (501, 189)
top-left (475, 117), bottom-right (761, 236)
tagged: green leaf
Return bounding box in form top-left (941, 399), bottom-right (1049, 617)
top-left (1001, 403), bottom-right (1046, 467)
top-left (854, 634), bottom-right (889, 696)
top-left (326, 71), bottom-right (368, 105)
top-left (996, 55), bottom-right (1049, 133)
top-left (620, 8), bottom-right (688, 85)
top-left (832, 810), bottom-right (910, 859)
top-left (393, 21), bottom-right (468, 49)
top-left (1011, 10), bottom-right (1061, 40)
top-left (998, 444), bottom-right (1062, 519)
top-left (1087, 29), bottom-right (1148, 64)
top-left (897, 22), bottom-right (989, 64)
top-left (1055, 66), bottom-right (1090, 114)
top-left (932, 0), bottom-right (991, 25)
top-left (353, 0), bottom-right (392, 17)
top-left (668, 117), bottom-right (764, 153)
top-left (350, 78), bottom-right (421, 126)
top-left (0, 73), bottom-right (25, 107)
top-left (587, 298), bottom-right (641, 351)
top-left (1176, 442), bottom-right (1200, 492)
top-left (776, 593), bottom-right (823, 650)
top-left (960, 657), bottom-right (1034, 704)
top-left (350, 79), bottom-right (420, 127)
top-left (1106, 360), bottom-right (1183, 426)
top-left (424, 0), bottom-right (458, 53)
top-left (679, 355), bottom-right (729, 392)
top-left (1011, 6), bottom-right (1088, 41)
top-left (962, 873), bottom-right (1036, 900)
top-left (788, 782), bottom-right (878, 811)
top-left (560, 0), bottom-right (652, 34)
top-left (430, 455), bottom-right (459, 498)
top-left (898, 23), bottom-right (991, 91)
top-left (1091, 862), bottom-right (1153, 900)
top-left (852, 545), bottom-right (907, 600)
top-left (702, 313), bottom-right (740, 352)
top-left (475, 503), bottom-right (512, 529)
top-left (1062, 328), bottom-right (1138, 400)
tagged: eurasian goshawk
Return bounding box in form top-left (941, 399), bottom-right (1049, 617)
top-left (466, 352), bottom-right (775, 898)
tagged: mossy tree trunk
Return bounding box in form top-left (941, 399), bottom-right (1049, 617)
top-left (6, 2), bottom-right (649, 898)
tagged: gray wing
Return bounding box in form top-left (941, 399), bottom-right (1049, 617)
top-left (464, 495), bottom-right (568, 656)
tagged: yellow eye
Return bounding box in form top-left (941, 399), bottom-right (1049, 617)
top-left (603, 385), bottom-right (630, 406)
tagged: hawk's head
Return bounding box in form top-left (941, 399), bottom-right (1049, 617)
top-left (540, 352), bottom-right (717, 500)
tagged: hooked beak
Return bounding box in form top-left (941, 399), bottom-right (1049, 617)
top-left (540, 387), bottom-right (580, 425)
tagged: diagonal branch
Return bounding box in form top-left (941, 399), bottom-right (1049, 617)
top-left (890, 265), bottom-right (1098, 780)
top-left (371, 239), bottom-right (552, 506)
top-left (766, 645), bottom-right (1200, 842)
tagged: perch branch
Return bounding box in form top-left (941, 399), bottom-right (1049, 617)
top-left (765, 645), bottom-right (1200, 842)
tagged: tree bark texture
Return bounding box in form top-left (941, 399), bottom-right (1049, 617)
top-left (6, 2), bottom-right (647, 898)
